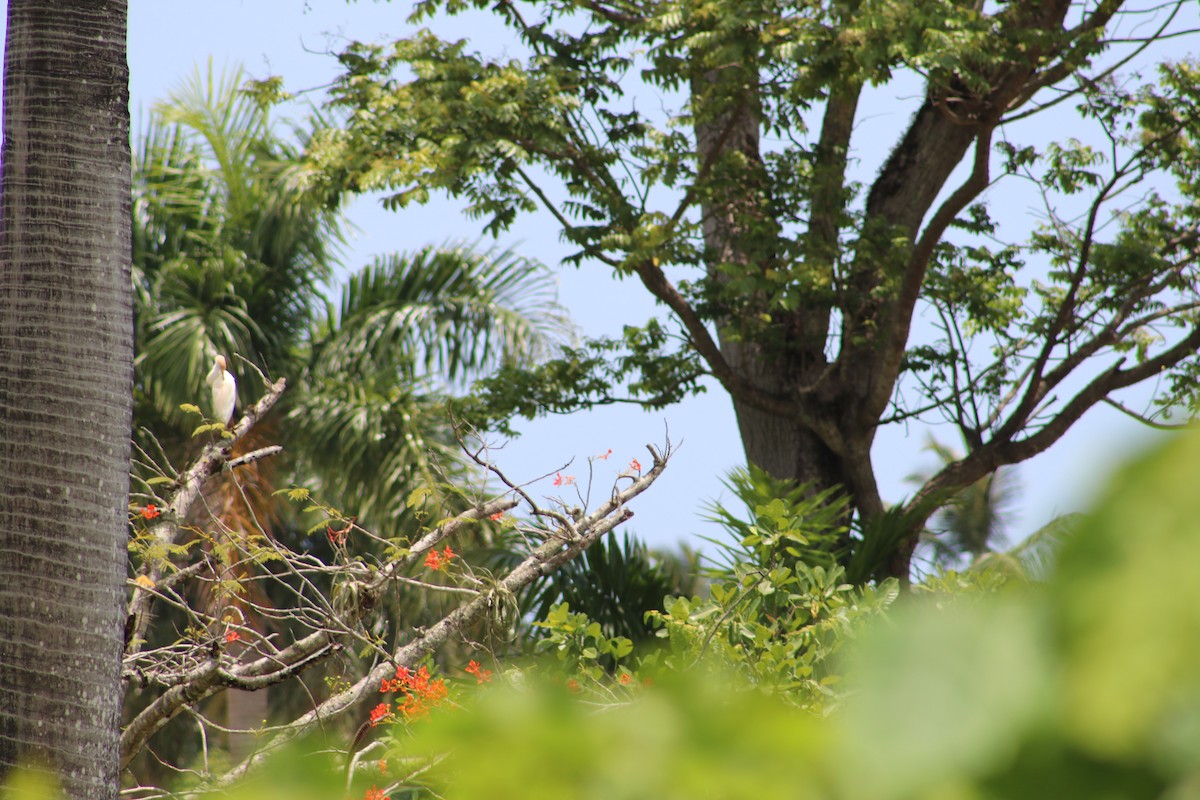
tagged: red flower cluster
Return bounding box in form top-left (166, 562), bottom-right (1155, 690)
top-left (379, 665), bottom-right (449, 720)
top-left (368, 702), bottom-right (391, 727)
top-left (223, 629), bottom-right (241, 644)
top-left (140, 504), bottom-right (160, 520)
top-left (488, 511), bottom-right (506, 521)
top-left (552, 472), bottom-right (575, 487)
top-left (595, 448), bottom-right (613, 460)
top-left (465, 659), bottom-right (493, 684)
top-left (423, 545), bottom-right (457, 571)
top-left (364, 786), bottom-right (389, 800)
top-left (630, 458), bottom-right (642, 472)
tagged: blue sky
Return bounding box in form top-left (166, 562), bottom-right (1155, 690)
top-left (85, 3), bottom-right (1200, 549)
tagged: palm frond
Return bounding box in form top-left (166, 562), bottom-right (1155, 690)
top-left (286, 374), bottom-right (461, 533)
top-left (1005, 512), bottom-right (1085, 581)
top-left (311, 242), bottom-right (572, 386)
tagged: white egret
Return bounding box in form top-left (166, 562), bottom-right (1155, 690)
top-left (205, 355), bottom-right (237, 426)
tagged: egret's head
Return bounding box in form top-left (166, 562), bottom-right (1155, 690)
top-left (215, 355), bottom-right (227, 371)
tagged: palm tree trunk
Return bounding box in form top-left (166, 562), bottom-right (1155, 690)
top-left (0, 2), bottom-right (132, 797)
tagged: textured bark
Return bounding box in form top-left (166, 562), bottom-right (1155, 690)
top-left (0, 2), bottom-right (132, 797)
top-left (691, 65), bottom-right (862, 510)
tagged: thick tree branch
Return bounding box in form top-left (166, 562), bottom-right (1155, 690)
top-left (899, 321), bottom-right (1200, 572)
top-left (870, 126), bottom-right (995, 418)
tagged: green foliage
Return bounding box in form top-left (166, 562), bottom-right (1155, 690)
top-left (533, 602), bottom-right (636, 682)
top-left (212, 428), bottom-right (1200, 799)
top-left (456, 319), bottom-right (706, 435)
top-left (308, 242), bottom-right (571, 388)
top-left (301, 0), bottom-right (1200, 586)
top-left (623, 466), bottom-right (904, 709)
top-left (131, 65), bottom-right (572, 533)
top-left (407, 669), bottom-right (831, 800)
top-left (704, 464), bottom-right (851, 572)
top-left (525, 532), bottom-right (700, 644)
top-left (133, 61), bottom-right (343, 431)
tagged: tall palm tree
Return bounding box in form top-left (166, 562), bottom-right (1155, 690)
top-left (132, 61), bottom-right (340, 444)
top-left (131, 62), bottom-right (570, 526)
top-left (0, 2), bottom-right (132, 796)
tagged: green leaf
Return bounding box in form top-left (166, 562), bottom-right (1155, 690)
top-left (406, 486), bottom-right (433, 509)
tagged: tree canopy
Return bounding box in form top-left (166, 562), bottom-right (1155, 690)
top-left (302, 0), bottom-right (1200, 577)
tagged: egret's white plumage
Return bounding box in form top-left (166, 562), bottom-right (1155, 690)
top-left (206, 355), bottom-right (237, 426)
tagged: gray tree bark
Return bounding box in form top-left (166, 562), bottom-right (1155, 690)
top-left (0, 2), bottom-right (132, 797)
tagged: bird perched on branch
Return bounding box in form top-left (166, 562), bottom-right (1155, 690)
top-left (205, 355), bottom-right (237, 426)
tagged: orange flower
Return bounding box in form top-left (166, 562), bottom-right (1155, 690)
top-left (364, 786), bottom-right (390, 800)
top-left (489, 511), bottom-right (505, 521)
top-left (377, 759), bottom-right (388, 774)
top-left (465, 659), bottom-right (493, 684)
top-left (618, 672), bottom-right (632, 685)
top-left (596, 448), bottom-right (612, 460)
top-left (380, 665), bottom-right (449, 719)
top-left (140, 504), bottom-right (160, 520)
top-left (424, 546), bottom-right (457, 571)
top-left (566, 678), bottom-right (581, 693)
top-left (369, 702), bottom-right (391, 726)
top-left (223, 629), bottom-right (241, 644)
top-left (552, 472), bottom-right (575, 487)
top-left (629, 458), bottom-right (642, 472)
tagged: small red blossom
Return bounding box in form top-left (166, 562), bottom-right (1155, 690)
top-left (618, 672), bottom-right (632, 685)
top-left (552, 472), bottom-right (575, 487)
top-left (566, 678), bottom-right (581, 693)
top-left (223, 629), bottom-right (241, 644)
top-left (465, 659), bottom-right (493, 684)
top-left (489, 511), bottom-right (506, 521)
top-left (364, 786), bottom-right (390, 800)
top-left (140, 504), bottom-right (160, 520)
top-left (369, 702), bottom-right (391, 726)
top-left (629, 458), bottom-right (642, 472)
top-left (596, 448), bottom-right (612, 460)
top-left (377, 759), bottom-right (388, 774)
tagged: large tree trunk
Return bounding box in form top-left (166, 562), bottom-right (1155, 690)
top-left (0, 2), bottom-right (132, 797)
top-left (691, 64), bottom-right (863, 509)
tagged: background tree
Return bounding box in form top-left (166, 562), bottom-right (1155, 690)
top-left (305, 0), bottom-right (1200, 578)
top-left (0, 1), bottom-right (132, 796)
top-left (133, 63), bottom-right (572, 531)
top-left (127, 64), bottom-right (573, 776)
